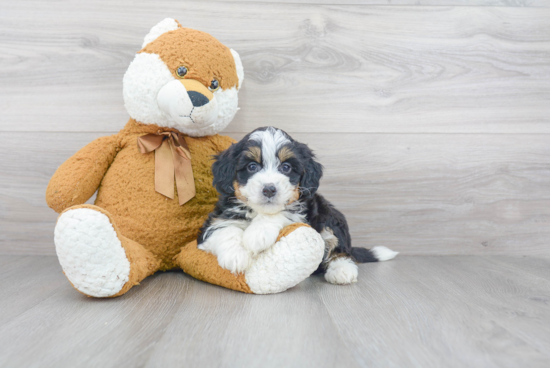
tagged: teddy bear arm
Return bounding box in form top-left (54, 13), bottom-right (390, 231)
top-left (46, 134), bottom-right (119, 213)
top-left (175, 223), bottom-right (325, 294)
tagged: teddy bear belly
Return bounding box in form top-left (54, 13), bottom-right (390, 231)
top-left (94, 147), bottom-right (218, 270)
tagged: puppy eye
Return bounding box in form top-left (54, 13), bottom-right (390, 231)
top-left (176, 66), bottom-right (188, 78)
top-left (209, 79), bottom-right (219, 91)
top-left (280, 163), bottom-right (292, 174)
top-left (247, 162), bottom-right (259, 172)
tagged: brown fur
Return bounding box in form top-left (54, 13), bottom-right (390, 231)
top-left (246, 146), bottom-right (262, 163)
top-left (233, 181), bottom-right (247, 202)
top-left (47, 119), bottom-right (236, 273)
top-left (174, 240), bottom-right (253, 293)
top-left (287, 187), bottom-right (300, 205)
top-left (140, 28), bottom-right (239, 90)
top-left (277, 146), bottom-right (295, 162)
top-left (276, 223), bottom-right (311, 242)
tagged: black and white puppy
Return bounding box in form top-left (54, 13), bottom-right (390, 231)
top-left (198, 127), bottom-right (397, 284)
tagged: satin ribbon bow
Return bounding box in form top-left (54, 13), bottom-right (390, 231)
top-left (137, 132), bottom-right (196, 205)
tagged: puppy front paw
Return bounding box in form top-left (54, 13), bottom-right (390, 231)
top-left (217, 242), bottom-right (251, 274)
top-left (243, 223), bottom-right (281, 255)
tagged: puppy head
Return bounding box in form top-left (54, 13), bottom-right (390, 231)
top-left (213, 127), bottom-right (323, 215)
top-left (123, 18), bottom-right (244, 137)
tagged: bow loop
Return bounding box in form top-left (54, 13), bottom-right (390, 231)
top-left (137, 132), bottom-right (196, 205)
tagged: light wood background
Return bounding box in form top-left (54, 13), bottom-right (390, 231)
top-left (1, 0), bottom-right (550, 255)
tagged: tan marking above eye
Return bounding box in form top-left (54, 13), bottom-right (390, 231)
top-left (245, 146), bottom-right (262, 163)
top-left (278, 146), bottom-right (295, 162)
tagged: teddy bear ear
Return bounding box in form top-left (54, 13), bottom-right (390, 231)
top-left (142, 18), bottom-right (181, 48)
top-left (230, 49), bottom-right (244, 89)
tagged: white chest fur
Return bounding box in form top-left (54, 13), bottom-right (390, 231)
top-left (242, 213), bottom-right (294, 255)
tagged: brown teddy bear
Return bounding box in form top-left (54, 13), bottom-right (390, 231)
top-left (46, 19), bottom-right (324, 297)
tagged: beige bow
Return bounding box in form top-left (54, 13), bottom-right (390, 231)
top-left (137, 132), bottom-right (196, 205)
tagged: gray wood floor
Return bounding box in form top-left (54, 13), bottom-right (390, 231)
top-left (0, 255), bottom-right (549, 368)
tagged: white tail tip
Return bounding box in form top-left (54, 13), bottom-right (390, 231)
top-left (371, 246), bottom-right (399, 262)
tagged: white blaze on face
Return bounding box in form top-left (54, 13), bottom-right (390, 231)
top-left (240, 128), bottom-right (296, 215)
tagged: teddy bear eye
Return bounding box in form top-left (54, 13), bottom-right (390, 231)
top-left (176, 66), bottom-right (188, 78)
top-left (209, 79), bottom-right (219, 91)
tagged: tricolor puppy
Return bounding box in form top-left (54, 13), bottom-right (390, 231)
top-left (198, 127), bottom-right (398, 284)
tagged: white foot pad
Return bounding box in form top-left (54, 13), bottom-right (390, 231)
top-left (54, 208), bottom-right (130, 297)
top-left (245, 226), bottom-right (325, 294)
top-left (325, 258), bottom-right (358, 285)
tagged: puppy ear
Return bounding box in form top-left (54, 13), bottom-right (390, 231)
top-left (298, 143), bottom-right (324, 199)
top-left (212, 144), bottom-right (238, 195)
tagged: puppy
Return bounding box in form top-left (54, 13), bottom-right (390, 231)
top-left (198, 127), bottom-right (398, 284)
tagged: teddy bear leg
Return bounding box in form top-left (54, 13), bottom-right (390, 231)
top-left (244, 223), bottom-right (325, 294)
top-left (175, 223), bottom-right (325, 294)
top-left (54, 205), bottom-right (160, 298)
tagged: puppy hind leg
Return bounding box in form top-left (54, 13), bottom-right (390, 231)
top-left (324, 256), bottom-right (358, 285)
top-left (320, 228), bottom-right (358, 285)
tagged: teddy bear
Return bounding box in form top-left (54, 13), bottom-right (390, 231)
top-left (45, 19), bottom-right (325, 297)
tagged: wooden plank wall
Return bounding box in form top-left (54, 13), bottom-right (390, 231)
top-left (1, 0), bottom-right (549, 255)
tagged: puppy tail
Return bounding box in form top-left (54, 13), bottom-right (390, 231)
top-left (351, 246), bottom-right (398, 263)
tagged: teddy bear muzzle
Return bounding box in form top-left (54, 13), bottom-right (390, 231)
top-left (157, 78), bottom-right (218, 127)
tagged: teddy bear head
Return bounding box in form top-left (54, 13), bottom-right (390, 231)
top-left (123, 19), bottom-right (244, 137)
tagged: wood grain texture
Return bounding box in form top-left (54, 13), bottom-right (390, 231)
top-left (1, 2), bottom-right (549, 133)
top-left (0, 255), bottom-right (549, 368)
top-left (1, 131), bottom-right (549, 256)
top-left (219, 0), bottom-right (550, 6)
top-left (318, 256), bottom-right (550, 368)
top-left (0, 256), bottom-right (67, 326)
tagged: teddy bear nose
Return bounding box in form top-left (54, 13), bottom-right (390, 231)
top-left (187, 91), bottom-right (210, 107)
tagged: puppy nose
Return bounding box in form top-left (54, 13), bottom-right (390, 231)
top-left (187, 91), bottom-right (209, 107)
top-left (262, 184), bottom-right (277, 198)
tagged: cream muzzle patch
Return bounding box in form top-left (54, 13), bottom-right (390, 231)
top-left (157, 79), bottom-right (219, 127)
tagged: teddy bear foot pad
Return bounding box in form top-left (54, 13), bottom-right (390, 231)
top-left (55, 208), bottom-right (131, 297)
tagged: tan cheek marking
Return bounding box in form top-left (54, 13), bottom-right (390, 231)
top-left (287, 186), bottom-right (300, 204)
top-left (233, 181), bottom-right (247, 202)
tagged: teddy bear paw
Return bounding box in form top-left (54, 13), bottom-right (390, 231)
top-left (55, 208), bottom-right (130, 297)
top-left (245, 225), bottom-right (325, 294)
